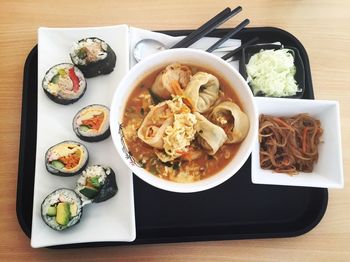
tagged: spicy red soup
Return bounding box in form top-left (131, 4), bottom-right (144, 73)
top-left (122, 63), bottom-right (249, 183)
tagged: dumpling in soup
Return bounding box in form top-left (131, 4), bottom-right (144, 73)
top-left (194, 112), bottom-right (227, 155)
top-left (184, 72), bottom-right (219, 113)
top-left (137, 101), bottom-right (174, 149)
top-left (209, 101), bottom-right (249, 143)
top-left (150, 63), bottom-right (192, 100)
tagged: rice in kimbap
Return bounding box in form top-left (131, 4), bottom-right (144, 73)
top-left (45, 141), bottom-right (89, 176)
top-left (76, 165), bottom-right (118, 203)
top-left (41, 188), bottom-right (83, 231)
top-left (73, 104), bottom-right (110, 142)
top-left (42, 63), bottom-right (87, 105)
top-left (70, 37), bottom-right (117, 78)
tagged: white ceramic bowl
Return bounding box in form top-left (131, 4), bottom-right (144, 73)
top-left (110, 48), bottom-right (258, 193)
top-left (252, 97), bottom-right (343, 188)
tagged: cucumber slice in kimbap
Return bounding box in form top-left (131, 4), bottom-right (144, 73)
top-left (70, 37), bottom-right (117, 78)
top-left (72, 104), bottom-right (110, 142)
top-left (75, 165), bottom-right (118, 203)
top-left (45, 141), bottom-right (89, 176)
top-left (42, 63), bottom-right (87, 105)
top-left (41, 188), bottom-right (83, 231)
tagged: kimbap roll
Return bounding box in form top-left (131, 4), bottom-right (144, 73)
top-left (41, 188), bottom-right (83, 231)
top-left (70, 37), bottom-right (117, 78)
top-left (45, 141), bottom-right (89, 176)
top-left (42, 63), bottom-right (87, 105)
top-left (73, 104), bottom-right (110, 142)
top-left (76, 165), bottom-right (118, 203)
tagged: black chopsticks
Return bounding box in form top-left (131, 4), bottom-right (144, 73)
top-left (170, 6), bottom-right (242, 49)
top-left (221, 37), bottom-right (260, 61)
top-left (206, 19), bottom-right (250, 52)
top-left (168, 6), bottom-right (259, 62)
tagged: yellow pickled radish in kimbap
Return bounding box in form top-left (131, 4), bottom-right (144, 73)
top-left (70, 37), bottom-right (117, 78)
top-left (75, 165), bottom-right (118, 203)
top-left (42, 63), bottom-right (87, 105)
top-left (41, 188), bottom-right (83, 231)
top-left (73, 104), bottom-right (110, 142)
top-left (45, 141), bottom-right (89, 176)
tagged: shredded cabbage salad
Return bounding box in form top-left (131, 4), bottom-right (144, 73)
top-left (246, 48), bottom-right (301, 97)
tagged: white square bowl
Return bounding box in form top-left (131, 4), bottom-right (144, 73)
top-left (252, 97), bottom-right (344, 188)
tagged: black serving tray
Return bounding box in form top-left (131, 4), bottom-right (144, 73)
top-left (17, 27), bottom-right (328, 248)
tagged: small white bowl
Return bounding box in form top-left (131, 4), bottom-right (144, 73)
top-left (252, 97), bottom-right (343, 188)
top-left (110, 49), bottom-right (258, 193)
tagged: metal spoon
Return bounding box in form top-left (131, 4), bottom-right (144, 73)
top-left (133, 39), bottom-right (167, 62)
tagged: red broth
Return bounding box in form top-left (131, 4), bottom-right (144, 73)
top-left (122, 64), bottom-right (245, 183)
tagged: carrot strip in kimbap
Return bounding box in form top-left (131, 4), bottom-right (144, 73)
top-left (42, 63), bottom-right (87, 105)
top-left (70, 37), bottom-right (117, 78)
top-left (73, 104), bottom-right (110, 142)
top-left (75, 165), bottom-right (118, 203)
top-left (41, 188), bottom-right (83, 231)
top-left (45, 141), bottom-right (89, 176)
top-left (58, 151), bottom-right (81, 169)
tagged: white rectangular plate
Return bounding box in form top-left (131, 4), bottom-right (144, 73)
top-left (252, 97), bottom-right (343, 188)
top-left (31, 25), bottom-right (136, 248)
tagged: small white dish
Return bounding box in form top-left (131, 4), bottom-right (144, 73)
top-left (252, 97), bottom-right (343, 188)
top-left (31, 25), bottom-right (136, 248)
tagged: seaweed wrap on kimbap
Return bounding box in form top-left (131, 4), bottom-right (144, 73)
top-left (45, 141), bottom-right (89, 176)
top-left (73, 104), bottom-right (110, 142)
top-left (76, 165), bottom-right (118, 203)
top-left (70, 37), bottom-right (117, 78)
top-left (42, 63), bottom-right (87, 105)
top-left (41, 188), bottom-right (83, 231)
